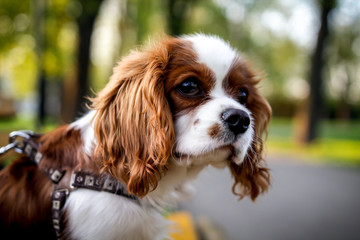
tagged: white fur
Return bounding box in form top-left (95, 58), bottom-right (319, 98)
top-left (183, 34), bottom-right (237, 89)
top-left (176, 34), bottom-right (254, 165)
top-left (65, 190), bottom-right (170, 240)
top-left (70, 111), bottom-right (96, 156)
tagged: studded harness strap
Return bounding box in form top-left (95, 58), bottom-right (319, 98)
top-left (0, 131), bottom-right (139, 239)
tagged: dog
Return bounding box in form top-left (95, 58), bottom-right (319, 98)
top-left (0, 34), bottom-right (271, 240)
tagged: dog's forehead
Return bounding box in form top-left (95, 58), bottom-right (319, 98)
top-left (182, 34), bottom-right (238, 85)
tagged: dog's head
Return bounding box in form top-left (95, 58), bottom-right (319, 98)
top-left (92, 34), bottom-right (271, 200)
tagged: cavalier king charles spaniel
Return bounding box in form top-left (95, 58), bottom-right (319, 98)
top-left (0, 34), bottom-right (271, 240)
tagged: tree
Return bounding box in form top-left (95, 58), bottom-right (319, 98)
top-left (306, 0), bottom-right (337, 142)
top-left (327, 15), bottom-right (360, 119)
top-left (61, 0), bottom-right (103, 122)
top-left (32, 0), bottom-right (46, 128)
top-left (74, 0), bottom-right (103, 119)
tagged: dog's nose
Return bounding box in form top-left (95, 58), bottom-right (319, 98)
top-left (221, 108), bottom-right (250, 135)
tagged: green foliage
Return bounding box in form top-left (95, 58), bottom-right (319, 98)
top-left (0, 0), bottom-right (34, 97)
top-left (1, 0), bottom-right (358, 108)
top-left (0, 0), bottom-right (30, 52)
top-left (0, 0), bottom-right (78, 98)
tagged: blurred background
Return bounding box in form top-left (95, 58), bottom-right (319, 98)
top-left (0, 0), bottom-right (359, 239)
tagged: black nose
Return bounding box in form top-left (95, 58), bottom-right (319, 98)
top-left (221, 108), bottom-right (250, 135)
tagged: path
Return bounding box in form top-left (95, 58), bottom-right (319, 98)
top-left (179, 157), bottom-right (360, 240)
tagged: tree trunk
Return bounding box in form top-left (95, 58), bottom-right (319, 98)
top-left (73, 0), bottom-right (103, 119)
top-left (306, 0), bottom-right (336, 142)
top-left (32, 0), bottom-right (46, 128)
top-left (166, 0), bottom-right (196, 36)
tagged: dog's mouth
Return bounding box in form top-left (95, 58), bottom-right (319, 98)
top-left (173, 144), bottom-right (244, 167)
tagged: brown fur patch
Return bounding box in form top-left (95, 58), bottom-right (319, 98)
top-left (228, 136), bottom-right (271, 201)
top-left (164, 39), bottom-right (216, 116)
top-left (208, 123), bottom-right (222, 139)
top-left (39, 125), bottom-right (92, 171)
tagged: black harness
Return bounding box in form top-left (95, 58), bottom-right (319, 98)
top-left (0, 130), bottom-right (139, 238)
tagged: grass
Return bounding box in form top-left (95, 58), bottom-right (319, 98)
top-left (0, 116), bottom-right (35, 132)
top-left (267, 118), bottom-right (360, 167)
top-left (0, 115), bottom-right (58, 133)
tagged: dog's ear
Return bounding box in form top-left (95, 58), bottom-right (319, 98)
top-left (228, 63), bottom-right (272, 201)
top-left (91, 41), bottom-right (175, 197)
top-left (229, 137), bottom-right (270, 201)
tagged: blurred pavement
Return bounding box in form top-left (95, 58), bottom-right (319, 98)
top-left (179, 157), bottom-right (360, 240)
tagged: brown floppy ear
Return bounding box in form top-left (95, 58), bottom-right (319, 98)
top-left (229, 63), bottom-right (272, 201)
top-left (91, 41), bottom-right (175, 197)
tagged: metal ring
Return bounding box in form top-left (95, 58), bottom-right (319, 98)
top-left (8, 130), bottom-right (34, 154)
top-left (9, 130), bottom-right (34, 142)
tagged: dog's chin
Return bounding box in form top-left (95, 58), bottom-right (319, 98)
top-left (174, 144), bottom-right (247, 168)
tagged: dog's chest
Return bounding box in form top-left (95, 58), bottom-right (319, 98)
top-left (64, 189), bottom-right (169, 240)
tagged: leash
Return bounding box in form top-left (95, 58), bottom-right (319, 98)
top-left (1, 130), bottom-right (139, 239)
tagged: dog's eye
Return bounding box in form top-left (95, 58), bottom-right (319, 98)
top-left (238, 88), bottom-right (248, 105)
top-left (178, 78), bottom-right (202, 97)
